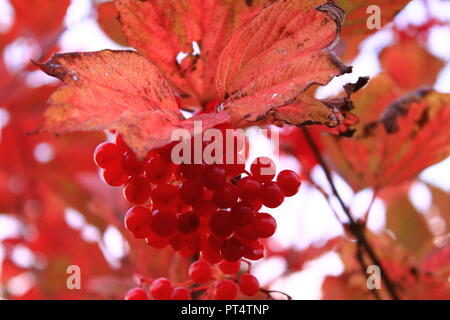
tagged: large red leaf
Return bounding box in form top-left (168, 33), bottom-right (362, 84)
top-left (97, 1), bottom-right (128, 46)
top-left (115, 0), bottom-right (273, 105)
top-left (216, 0), bottom-right (351, 124)
top-left (37, 50), bottom-right (229, 157)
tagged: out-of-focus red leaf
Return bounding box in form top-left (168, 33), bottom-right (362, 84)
top-left (337, 0), bottom-right (411, 61)
top-left (216, 0), bottom-right (351, 126)
top-left (420, 242), bottom-right (450, 278)
top-left (37, 50), bottom-right (230, 157)
top-left (115, 0), bottom-right (273, 105)
top-left (386, 194), bottom-right (433, 257)
top-left (380, 37), bottom-right (444, 91)
top-left (97, 1), bottom-right (128, 46)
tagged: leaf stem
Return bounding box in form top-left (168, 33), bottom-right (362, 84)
top-left (301, 128), bottom-right (400, 300)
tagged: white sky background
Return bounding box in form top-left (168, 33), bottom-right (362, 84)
top-left (0, 0), bottom-right (449, 299)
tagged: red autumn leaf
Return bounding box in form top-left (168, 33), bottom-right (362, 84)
top-left (216, 0), bottom-right (351, 125)
top-left (115, 0), bottom-right (273, 105)
top-left (97, 1), bottom-right (128, 47)
top-left (338, 0), bottom-right (411, 61)
top-left (380, 36), bottom-right (444, 91)
top-left (36, 50), bottom-right (230, 157)
top-left (323, 73), bottom-right (450, 191)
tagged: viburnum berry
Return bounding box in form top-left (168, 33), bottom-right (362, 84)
top-left (101, 168), bottom-right (128, 187)
top-left (209, 210), bottom-right (235, 238)
top-left (220, 237), bottom-right (245, 262)
top-left (180, 180), bottom-right (204, 204)
top-left (179, 163), bottom-right (205, 180)
top-left (177, 211), bottom-right (200, 234)
top-left (250, 157), bottom-right (276, 183)
top-left (144, 154), bottom-right (173, 183)
top-left (152, 183), bottom-right (180, 212)
top-left (252, 212), bottom-right (277, 238)
top-left (122, 150), bottom-right (141, 176)
top-left (214, 279), bottom-right (238, 300)
top-left (150, 278), bottom-right (173, 300)
top-left (189, 260), bottom-right (213, 284)
top-left (230, 203), bottom-right (254, 226)
top-left (192, 199), bottom-right (217, 217)
top-left (277, 170), bottom-right (301, 196)
top-left (94, 142), bottom-right (122, 169)
top-left (236, 176), bottom-right (261, 201)
top-left (170, 287), bottom-right (191, 300)
top-left (151, 210), bottom-right (177, 237)
top-left (123, 176), bottom-right (152, 205)
top-left (201, 165), bottom-right (227, 190)
top-left (219, 260), bottom-right (241, 275)
top-left (124, 287), bottom-right (148, 300)
top-left (146, 233), bottom-right (170, 249)
top-left (239, 273), bottom-right (260, 296)
top-left (124, 206), bottom-right (152, 239)
top-left (212, 183), bottom-right (238, 208)
top-left (243, 240), bottom-right (265, 260)
top-left (260, 181), bottom-right (284, 208)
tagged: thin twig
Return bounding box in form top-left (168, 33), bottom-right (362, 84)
top-left (302, 128), bottom-right (400, 300)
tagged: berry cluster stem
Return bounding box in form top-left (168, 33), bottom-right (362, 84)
top-left (302, 128), bottom-right (400, 300)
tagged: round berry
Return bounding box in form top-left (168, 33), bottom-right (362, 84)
top-left (220, 237), bottom-right (245, 262)
top-left (252, 212), bottom-right (277, 238)
top-left (243, 240), bottom-right (264, 260)
top-left (230, 203), bottom-right (254, 226)
top-left (214, 279), bottom-right (238, 300)
top-left (239, 274), bottom-right (260, 296)
top-left (150, 278), bottom-right (173, 300)
top-left (209, 210), bottom-right (235, 238)
top-left (152, 183), bottom-right (180, 212)
top-left (277, 170), bottom-right (301, 196)
top-left (219, 261), bottom-right (241, 275)
top-left (144, 154), bottom-right (174, 183)
top-left (151, 210), bottom-right (177, 237)
top-left (101, 168), bottom-right (128, 187)
top-left (123, 176), bottom-right (152, 204)
top-left (170, 287), bottom-right (191, 300)
top-left (236, 176), bottom-right (261, 201)
top-left (146, 234), bottom-right (170, 249)
top-left (189, 260), bottom-right (213, 284)
top-left (122, 150), bottom-right (141, 176)
top-left (180, 180), bottom-right (204, 204)
top-left (212, 183), bottom-right (238, 208)
top-left (261, 181), bottom-right (284, 208)
top-left (192, 199), bottom-right (217, 217)
top-left (94, 142), bottom-right (122, 169)
top-left (250, 157), bottom-right (276, 182)
top-left (202, 165), bottom-right (227, 190)
top-left (125, 287), bottom-right (148, 300)
top-left (177, 211), bottom-right (200, 234)
top-left (124, 206), bottom-right (152, 239)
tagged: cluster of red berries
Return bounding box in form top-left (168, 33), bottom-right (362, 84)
top-left (125, 259), bottom-right (260, 300)
top-left (93, 130), bottom-right (301, 299)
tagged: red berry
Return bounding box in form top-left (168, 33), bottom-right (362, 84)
top-left (144, 154), bottom-right (174, 183)
top-left (170, 233), bottom-right (186, 251)
top-left (151, 210), bottom-right (177, 237)
top-left (250, 157), bottom-right (276, 182)
top-left (177, 211), bottom-right (200, 234)
top-left (252, 212), bottom-right (277, 238)
top-left (224, 154), bottom-right (246, 178)
top-left (123, 176), bottom-right (152, 204)
top-left (277, 170), bottom-right (301, 196)
top-left (180, 180), bottom-right (204, 204)
top-left (236, 176), bottom-right (261, 201)
top-left (150, 278), bottom-right (173, 300)
top-left (125, 287), bottom-right (148, 300)
top-left (212, 183), bottom-right (238, 208)
top-left (122, 151), bottom-right (141, 176)
top-left (101, 168), bottom-right (128, 187)
top-left (230, 203), bottom-right (254, 226)
top-left (170, 287), bottom-right (191, 300)
top-left (145, 234), bottom-right (170, 249)
top-left (192, 199), bottom-right (217, 217)
top-left (152, 183), bottom-right (180, 212)
top-left (189, 260), bottom-right (213, 284)
top-left (202, 165), bottom-right (226, 190)
top-left (94, 142), bottom-right (122, 169)
top-left (219, 260), bottom-right (241, 275)
top-left (209, 210), bottom-right (234, 238)
top-left (214, 279), bottom-right (238, 300)
top-left (243, 240), bottom-right (264, 260)
top-left (239, 274), bottom-right (260, 296)
top-left (220, 237), bottom-right (245, 262)
top-left (261, 182), bottom-right (284, 208)
top-left (124, 206), bottom-right (152, 239)
top-left (179, 163), bottom-right (205, 180)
